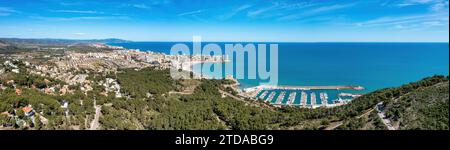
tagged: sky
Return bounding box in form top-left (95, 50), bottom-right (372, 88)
top-left (0, 0), bottom-right (448, 42)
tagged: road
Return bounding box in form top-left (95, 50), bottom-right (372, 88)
top-left (89, 105), bottom-right (101, 130)
top-left (324, 121), bottom-right (343, 130)
top-left (357, 108), bottom-right (375, 119)
top-left (375, 102), bottom-right (396, 130)
top-left (377, 111), bottom-right (396, 130)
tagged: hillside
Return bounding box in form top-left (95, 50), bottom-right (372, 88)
top-left (335, 76), bottom-right (449, 130)
top-left (0, 58), bottom-right (448, 130)
top-left (0, 38), bottom-right (129, 54)
top-left (384, 81), bottom-right (449, 130)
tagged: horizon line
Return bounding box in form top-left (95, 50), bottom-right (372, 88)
top-left (1, 37), bottom-right (449, 43)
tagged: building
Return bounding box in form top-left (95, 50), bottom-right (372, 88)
top-left (22, 106), bottom-right (35, 117)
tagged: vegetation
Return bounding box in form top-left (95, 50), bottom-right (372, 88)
top-left (1, 62), bottom-right (448, 130)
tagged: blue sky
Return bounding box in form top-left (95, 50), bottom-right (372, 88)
top-left (0, 0), bottom-right (448, 42)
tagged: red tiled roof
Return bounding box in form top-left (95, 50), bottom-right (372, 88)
top-left (22, 107), bottom-right (32, 113)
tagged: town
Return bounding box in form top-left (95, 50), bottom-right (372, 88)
top-left (0, 42), bottom-right (233, 130)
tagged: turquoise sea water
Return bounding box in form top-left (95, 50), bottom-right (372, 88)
top-left (111, 42), bottom-right (449, 95)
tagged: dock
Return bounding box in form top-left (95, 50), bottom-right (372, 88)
top-left (319, 92), bottom-right (329, 106)
top-left (275, 91), bottom-right (286, 104)
top-left (321, 92), bottom-right (328, 106)
top-left (258, 91), bottom-right (268, 100)
top-left (266, 91), bottom-right (276, 102)
top-left (310, 92), bottom-right (316, 106)
top-left (301, 91), bottom-right (307, 106)
top-left (286, 92), bottom-right (296, 105)
top-left (339, 93), bottom-right (363, 98)
top-left (246, 85), bottom-right (364, 91)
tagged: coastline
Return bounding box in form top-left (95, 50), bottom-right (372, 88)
top-left (105, 43), bottom-right (362, 108)
top-left (107, 42), bottom-right (449, 108)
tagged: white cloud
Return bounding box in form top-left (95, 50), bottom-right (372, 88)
top-left (125, 1), bottom-right (172, 9)
top-left (219, 4), bottom-right (252, 20)
top-left (356, 13), bottom-right (448, 26)
top-left (398, 0), bottom-right (437, 6)
top-left (355, 12), bottom-right (448, 31)
top-left (177, 9), bottom-right (204, 16)
top-left (131, 4), bottom-right (151, 9)
top-left (30, 16), bottom-right (128, 21)
top-left (396, 0), bottom-right (449, 12)
top-left (247, 1), bottom-right (319, 19)
top-left (422, 21), bottom-right (445, 26)
top-left (430, 1), bottom-right (449, 11)
top-left (307, 3), bottom-right (355, 14)
top-left (0, 7), bottom-right (18, 16)
top-left (278, 3), bottom-right (355, 21)
top-left (50, 10), bottom-right (103, 14)
top-left (74, 32), bottom-right (87, 36)
top-left (247, 5), bottom-right (278, 17)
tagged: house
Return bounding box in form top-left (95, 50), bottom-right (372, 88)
top-left (22, 106), bottom-right (35, 117)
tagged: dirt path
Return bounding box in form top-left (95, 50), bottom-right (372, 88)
top-left (357, 108), bottom-right (375, 119)
top-left (324, 121), bottom-right (343, 130)
top-left (89, 105), bottom-right (101, 130)
top-left (377, 111), bottom-right (396, 130)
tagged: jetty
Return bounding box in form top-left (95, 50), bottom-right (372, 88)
top-left (275, 91), bottom-right (286, 105)
top-left (310, 92), bottom-right (316, 106)
top-left (245, 85), bottom-right (364, 92)
top-left (286, 92), bottom-right (296, 105)
top-left (301, 91), bottom-right (307, 106)
top-left (339, 93), bottom-right (363, 98)
top-left (258, 91), bottom-right (269, 100)
top-left (320, 92), bottom-right (328, 106)
top-left (266, 92), bottom-right (276, 102)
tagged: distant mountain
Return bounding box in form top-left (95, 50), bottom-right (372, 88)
top-left (0, 38), bottom-right (131, 46)
top-left (92, 38), bottom-right (131, 43)
top-left (0, 40), bottom-right (9, 48)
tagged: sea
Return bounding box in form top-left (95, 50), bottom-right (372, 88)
top-left (110, 42), bottom-right (449, 105)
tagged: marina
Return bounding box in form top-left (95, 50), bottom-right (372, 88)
top-left (249, 85), bottom-right (363, 108)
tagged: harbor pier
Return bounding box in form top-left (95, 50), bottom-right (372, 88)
top-left (246, 85), bottom-right (365, 91)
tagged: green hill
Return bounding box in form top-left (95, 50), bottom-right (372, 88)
top-left (335, 76), bottom-right (449, 130)
top-left (384, 81), bottom-right (448, 130)
top-left (0, 63), bottom-right (448, 130)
